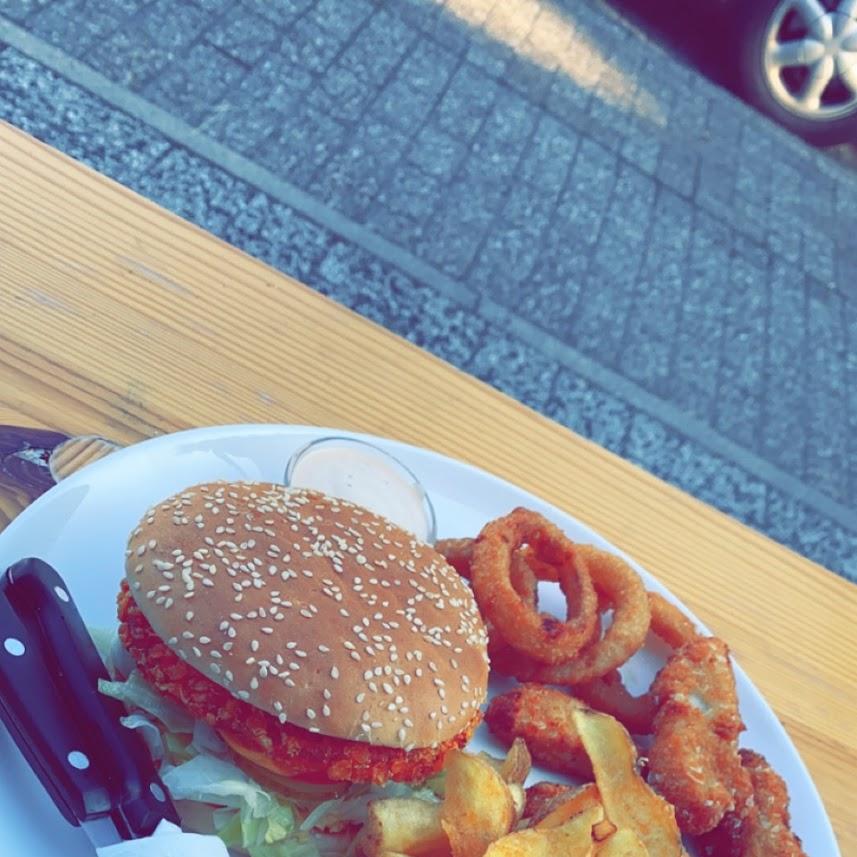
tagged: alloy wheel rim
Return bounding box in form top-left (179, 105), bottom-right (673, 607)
top-left (763, 0), bottom-right (857, 119)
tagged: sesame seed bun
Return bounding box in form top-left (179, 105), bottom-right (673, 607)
top-left (124, 482), bottom-right (489, 751)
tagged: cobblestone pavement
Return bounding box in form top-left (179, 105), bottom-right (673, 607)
top-left (1, 0), bottom-right (855, 580)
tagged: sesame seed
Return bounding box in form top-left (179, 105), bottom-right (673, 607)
top-left (306, 708), bottom-right (316, 720)
top-left (330, 666), bottom-right (339, 680)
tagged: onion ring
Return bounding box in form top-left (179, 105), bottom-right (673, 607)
top-left (470, 509), bottom-right (599, 665)
top-left (488, 544), bottom-right (651, 683)
top-left (567, 594), bottom-right (699, 734)
top-left (572, 670), bottom-right (657, 735)
top-left (436, 537), bottom-right (474, 579)
top-left (649, 591), bottom-right (698, 648)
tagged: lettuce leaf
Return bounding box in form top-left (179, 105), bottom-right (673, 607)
top-left (119, 713), bottom-right (166, 762)
top-left (89, 625), bottom-right (135, 679)
top-left (95, 652), bottom-right (440, 857)
top-left (299, 781), bottom-right (437, 834)
top-left (99, 670), bottom-right (194, 733)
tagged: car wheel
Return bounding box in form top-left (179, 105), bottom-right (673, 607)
top-left (734, 0), bottom-right (857, 145)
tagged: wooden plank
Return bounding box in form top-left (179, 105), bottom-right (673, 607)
top-left (1, 121), bottom-right (855, 851)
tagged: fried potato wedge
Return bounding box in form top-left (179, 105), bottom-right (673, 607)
top-left (592, 820), bottom-right (618, 842)
top-left (509, 784), bottom-right (526, 824)
top-left (441, 750), bottom-right (516, 857)
top-left (359, 797), bottom-right (449, 857)
top-left (573, 709), bottom-right (681, 857)
top-left (534, 783), bottom-right (601, 829)
top-left (499, 738), bottom-right (532, 785)
top-left (485, 805), bottom-right (603, 857)
top-left (594, 828), bottom-right (649, 855)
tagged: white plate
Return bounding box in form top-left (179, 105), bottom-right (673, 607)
top-left (0, 425), bottom-right (836, 856)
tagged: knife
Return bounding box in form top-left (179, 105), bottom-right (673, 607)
top-left (0, 557), bottom-right (227, 856)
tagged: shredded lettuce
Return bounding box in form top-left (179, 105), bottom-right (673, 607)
top-left (89, 625), bottom-right (135, 679)
top-left (299, 782), bottom-right (438, 834)
top-left (119, 713), bottom-right (166, 762)
top-left (161, 755), bottom-right (273, 812)
top-left (99, 670), bottom-right (194, 733)
top-left (192, 718), bottom-right (229, 757)
top-left (95, 644), bottom-right (439, 857)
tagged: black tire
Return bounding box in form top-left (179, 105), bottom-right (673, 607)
top-left (732, 0), bottom-right (857, 146)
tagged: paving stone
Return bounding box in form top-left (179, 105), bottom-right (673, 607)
top-left (465, 27), bottom-right (514, 78)
top-left (308, 116), bottom-right (409, 219)
top-left (87, 30), bottom-right (175, 90)
top-left (29, 0), bottom-right (121, 56)
top-left (205, 10), bottom-right (278, 66)
top-left (143, 43), bottom-right (245, 126)
top-left (308, 63), bottom-right (376, 123)
top-left (255, 103), bottom-right (347, 187)
top-left (235, 51), bottom-right (314, 111)
top-left (398, 37), bottom-right (459, 99)
top-left (619, 189), bottom-right (693, 393)
top-left (667, 213), bottom-right (731, 424)
top-left (242, 0), bottom-right (313, 24)
top-left (761, 261), bottom-right (808, 476)
top-left (433, 61), bottom-right (499, 142)
top-left (339, 8), bottom-right (415, 85)
top-left (406, 123), bottom-right (467, 181)
top-left (284, 14), bottom-right (349, 74)
top-left (200, 102), bottom-right (284, 155)
top-left (805, 284), bottom-right (850, 502)
top-left (371, 77), bottom-right (438, 131)
top-left (374, 161), bottom-right (442, 221)
top-left (519, 113), bottom-right (579, 192)
top-left (0, 0), bottom-right (49, 19)
top-left (368, 207), bottom-right (427, 246)
top-left (139, 0), bottom-right (207, 51)
top-left (309, 0), bottom-right (374, 40)
top-left (712, 254), bottom-right (767, 449)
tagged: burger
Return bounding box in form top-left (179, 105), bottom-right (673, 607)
top-left (117, 481), bottom-right (489, 787)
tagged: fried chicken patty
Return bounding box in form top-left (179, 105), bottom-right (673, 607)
top-left (118, 582), bottom-right (479, 783)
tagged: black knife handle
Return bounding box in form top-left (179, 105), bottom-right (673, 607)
top-left (0, 558), bottom-right (180, 838)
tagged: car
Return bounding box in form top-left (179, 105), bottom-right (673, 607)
top-left (733, 0), bottom-right (857, 145)
top-left (607, 0), bottom-right (857, 145)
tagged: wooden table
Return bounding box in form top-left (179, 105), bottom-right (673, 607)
top-left (1, 121), bottom-right (855, 851)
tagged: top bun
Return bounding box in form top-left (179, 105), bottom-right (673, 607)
top-left (124, 482), bottom-right (489, 750)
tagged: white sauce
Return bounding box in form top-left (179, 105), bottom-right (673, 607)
top-left (287, 442), bottom-right (434, 543)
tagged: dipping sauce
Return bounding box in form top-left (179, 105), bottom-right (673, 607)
top-left (285, 437), bottom-right (436, 544)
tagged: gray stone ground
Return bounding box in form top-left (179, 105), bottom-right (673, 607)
top-left (0, 0), bottom-right (855, 580)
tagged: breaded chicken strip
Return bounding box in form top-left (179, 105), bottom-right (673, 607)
top-left (648, 638), bottom-right (749, 835)
top-left (485, 684), bottom-right (592, 778)
top-left (698, 750), bottom-right (807, 856)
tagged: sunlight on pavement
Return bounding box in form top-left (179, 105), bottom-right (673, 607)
top-left (441, 0), bottom-right (666, 126)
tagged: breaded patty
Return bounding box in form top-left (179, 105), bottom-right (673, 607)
top-left (118, 582), bottom-right (478, 783)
